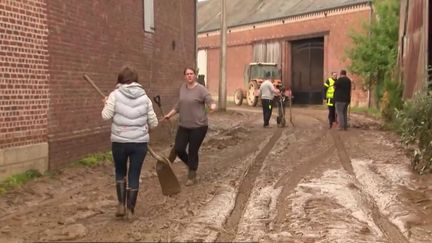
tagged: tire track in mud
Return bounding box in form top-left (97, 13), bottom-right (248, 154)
top-left (273, 115), bottom-right (334, 227)
top-left (327, 122), bottom-right (408, 243)
top-left (343, 130), bottom-right (432, 242)
top-left (293, 110), bottom-right (407, 242)
top-left (216, 129), bottom-right (282, 242)
top-left (274, 143), bottom-right (335, 225)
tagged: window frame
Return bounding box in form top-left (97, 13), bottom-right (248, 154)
top-left (143, 0), bottom-right (155, 33)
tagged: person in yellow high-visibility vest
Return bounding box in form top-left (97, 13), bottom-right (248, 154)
top-left (323, 72), bottom-right (337, 128)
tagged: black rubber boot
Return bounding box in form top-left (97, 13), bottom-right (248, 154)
top-left (126, 189), bottom-right (138, 220)
top-left (115, 180), bottom-right (126, 217)
top-left (185, 170), bottom-right (197, 186)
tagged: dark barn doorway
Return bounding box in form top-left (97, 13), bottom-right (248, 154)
top-left (291, 37), bottom-right (324, 104)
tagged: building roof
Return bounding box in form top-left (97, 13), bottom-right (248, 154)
top-left (197, 0), bottom-right (371, 33)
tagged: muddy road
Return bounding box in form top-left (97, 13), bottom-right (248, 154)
top-left (1, 106), bottom-right (432, 242)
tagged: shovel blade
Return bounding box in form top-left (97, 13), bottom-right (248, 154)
top-left (168, 146), bottom-right (177, 163)
top-left (155, 160), bottom-right (181, 196)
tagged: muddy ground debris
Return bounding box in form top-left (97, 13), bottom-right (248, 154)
top-left (0, 107), bottom-right (431, 242)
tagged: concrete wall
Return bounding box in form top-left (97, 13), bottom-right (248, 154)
top-left (0, 143), bottom-right (48, 179)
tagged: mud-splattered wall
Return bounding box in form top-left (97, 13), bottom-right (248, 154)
top-left (398, 0), bottom-right (430, 98)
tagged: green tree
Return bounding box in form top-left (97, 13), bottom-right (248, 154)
top-left (346, 0), bottom-right (400, 109)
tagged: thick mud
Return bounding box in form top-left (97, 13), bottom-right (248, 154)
top-left (0, 106), bottom-right (431, 242)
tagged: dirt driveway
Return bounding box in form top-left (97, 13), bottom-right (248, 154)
top-left (1, 106), bottom-right (432, 242)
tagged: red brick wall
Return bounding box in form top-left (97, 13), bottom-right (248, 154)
top-left (205, 45), bottom-right (252, 98)
top-left (198, 6), bottom-right (371, 106)
top-left (206, 48), bottom-right (220, 93)
top-left (0, 0), bottom-right (49, 149)
top-left (45, 0), bottom-right (196, 168)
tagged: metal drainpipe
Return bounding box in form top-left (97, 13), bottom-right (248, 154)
top-left (367, 1), bottom-right (373, 108)
top-left (425, 0), bottom-right (429, 88)
top-left (195, 0), bottom-right (198, 70)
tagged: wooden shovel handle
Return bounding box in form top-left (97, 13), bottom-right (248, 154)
top-left (83, 73), bottom-right (171, 163)
top-left (148, 146), bottom-right (170, 164)
top-left (83, 74), bottom-right (106, 98)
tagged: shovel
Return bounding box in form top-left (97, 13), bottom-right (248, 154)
top-left (153, 95), bottom-right (177, 162)
top-left (288, 94), bottom-right (294, 127)
top-left (83, 74), bottom-right (181, 196)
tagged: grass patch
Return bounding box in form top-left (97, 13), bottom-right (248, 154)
top-left (73, 151), bottom-right (112, 167)
top-left (350, 106), bottom-right (381, 119)
top-left (0, 169), bottom-right (42, 195)
top-left (0, 151), bottom-right (112, 196)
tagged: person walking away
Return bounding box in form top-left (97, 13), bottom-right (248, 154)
top-left (259, 72), bottom-right (280, 128)
top-left (161, 67), bottom-right (216, 186)
top-left (324, 72), bottom-right (337, 128)
top-left (101, 65), bottom-right (158, 219)
top-left (334, 70), bottom-right (352, 130)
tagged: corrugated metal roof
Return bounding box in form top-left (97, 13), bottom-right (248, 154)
top-left (198, 0), bottom-right (371, 33)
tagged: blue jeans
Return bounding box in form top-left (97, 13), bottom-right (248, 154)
top-left (112, 142), bottom-right (147, 190)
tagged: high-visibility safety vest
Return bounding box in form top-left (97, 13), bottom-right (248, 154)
top-left (324, 78), bottom-right (335, 106)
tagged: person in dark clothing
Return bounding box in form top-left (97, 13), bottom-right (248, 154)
top-left (334, 70), bottom-right (351, 130)
top-left (323, 72), bottom-right (337, 128)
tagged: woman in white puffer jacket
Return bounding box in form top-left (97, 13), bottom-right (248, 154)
top-left (102, 65), bottom-right (158, 219)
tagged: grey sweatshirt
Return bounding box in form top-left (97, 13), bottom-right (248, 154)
top-left (174, 83), bottom-right (214, 128)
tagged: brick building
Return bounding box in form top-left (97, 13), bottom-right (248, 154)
top-left (197, 0), bottom-right (371, 106)
top-left (0, 0), bottom-right (196, 179)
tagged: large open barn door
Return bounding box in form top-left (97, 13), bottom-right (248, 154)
top-left (291, 37), bottom-right (324, 104)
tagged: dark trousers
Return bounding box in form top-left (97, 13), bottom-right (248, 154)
top-left (328, 105), bottom-right (336, 125)
top-left (112, 142), bottom-right (147, 190)
top-left (261, 99), bottom-right (273, 126)
top-left (335, 102), bottom-right (349, 130)
top-left (175, 126), bottom-right (208, 171)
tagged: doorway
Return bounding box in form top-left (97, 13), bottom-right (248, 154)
top-left (291, 37), bottom-right (324, 104)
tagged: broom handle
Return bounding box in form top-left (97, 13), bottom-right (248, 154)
top-left (83, 74), bottom-right (106, 98)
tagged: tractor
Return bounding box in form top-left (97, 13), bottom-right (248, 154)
top-left (233, 62), bottom-right (282, 106)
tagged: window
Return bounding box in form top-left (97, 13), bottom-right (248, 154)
top-left (143, 0), bottom-right (154, 32)
top-left (252, 41), bottom-right (281, 67)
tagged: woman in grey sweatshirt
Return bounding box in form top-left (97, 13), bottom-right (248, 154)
top-left (102, 65), bottom-right (158, 219)
top-left (162, 67), bottom-right (216, 186)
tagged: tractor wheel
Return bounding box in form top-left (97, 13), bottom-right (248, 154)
top-left (247, 81), bottom-right (258, 107)
top-left (234, 89), bottom-right (244, 106)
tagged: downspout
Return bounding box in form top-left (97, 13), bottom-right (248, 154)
top-left (425, 0), bottom-right (429, 89)
top-left (401, 0), bottom-right (410, 97)
top-left (195, 0), bottom-right (198, 70)
top-left (367, 0), bottom-right (373, 108)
